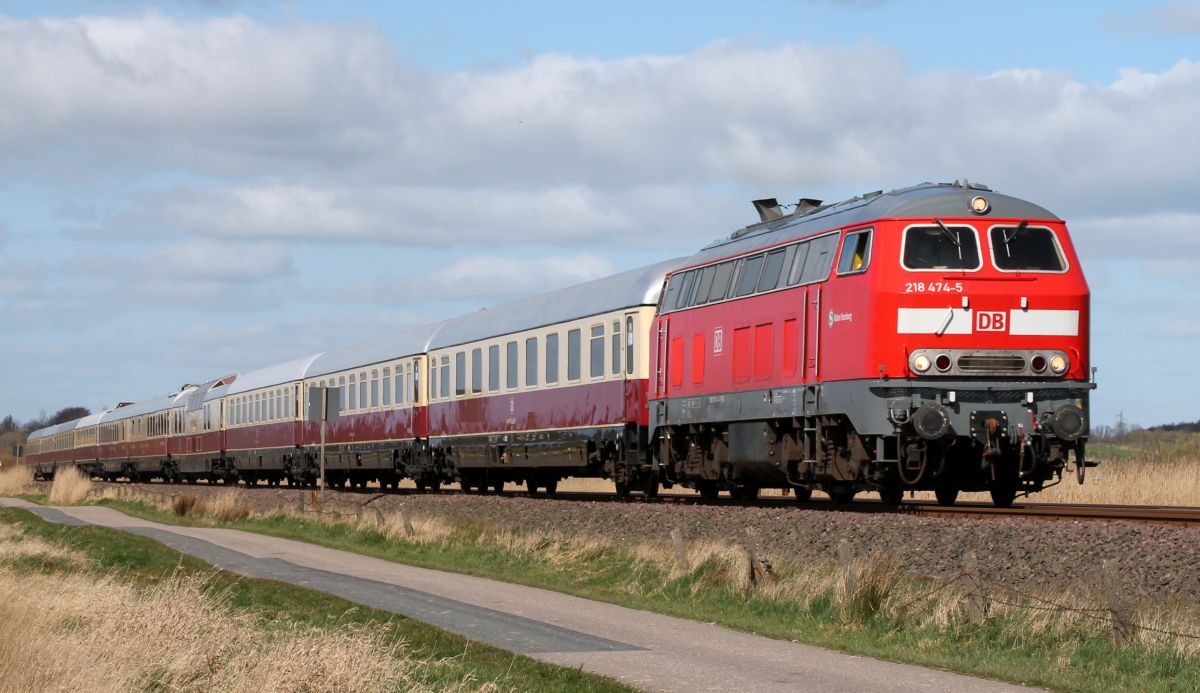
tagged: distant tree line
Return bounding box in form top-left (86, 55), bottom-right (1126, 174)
top-left (0, 407), bottom-right (92, 435)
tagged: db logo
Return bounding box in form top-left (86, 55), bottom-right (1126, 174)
top-left (975, 311), bottom-right (1007, 332)
top-left (713, 328), bottom-right (724, 355)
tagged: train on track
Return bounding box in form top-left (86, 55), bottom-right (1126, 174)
top-left (24, 181), bottom-right (1095, 507)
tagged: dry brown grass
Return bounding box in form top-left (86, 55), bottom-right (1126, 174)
top-left (48, 464), bottom-right (92, 505)
top-left (200, 490), bottom-right (252, 521)
top-left (0, 524), bottom-right (430, 692)
top-left (0, 465), bottom-right (33, 496)
top-left (172, 494), bottom-right (198, 516)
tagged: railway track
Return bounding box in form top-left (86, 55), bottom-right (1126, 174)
top-left (84, 480), bottom-right (1200, 527)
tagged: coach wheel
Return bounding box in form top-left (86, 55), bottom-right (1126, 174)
top-left (543, 479), bottom-right (558, 496)
top-left (1075, 458), bottom-right (1086, 485)
top-left (614, 479), bottom-right (631, 498)
top-left (429, 479), bottom-right (441, 493)
top-left (731, 485), bottom-right (759, 501)
top-left (697, 481), bottom-right (719, 501)
top-left (492, 479), bottom-right (504, 495)
top-left (792, 486), bottom-right (813, 503)
top-left (879, 485), bottom-right (903, 507)
top-left (934, 483), bottom-right (959, 507)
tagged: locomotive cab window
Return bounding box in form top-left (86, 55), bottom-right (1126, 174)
top-left (989, 225), bottom-right (1067, 272)
top-left (836, 229), bottom-right (872, 275)
top-left (757, 247), bottom-right (792, 292)
top-left (902, 224), bottom-right (981, 271)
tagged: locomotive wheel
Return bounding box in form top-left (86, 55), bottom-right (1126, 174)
top-left (429, 479), bottom-right (441, 493)
top-left (934, 483), bottom-right (960, 506)
top-left (879, 485), bottom-right (903, 507)
top-left (792, 486), bottom-right (813, 503)
top-left (828, 489), bottom-right (856, 504)
top-left (698, 481), bottom-right (719, 501)
top-left (641, 474), bottom-right (659, 498)
top-left (1076, 459), bottom-right (1086, 485)
top-left (731, 485), bottom-right (759, 501)
top-left (990, 482), bottom-right (1017, 508)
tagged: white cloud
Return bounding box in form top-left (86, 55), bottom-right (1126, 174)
top-left (323, 253), bottom-right (618, 305)
top-left (1106, 2), bottom-right (1200, 35)
top-left (66, 240), bottom-right (292, 280)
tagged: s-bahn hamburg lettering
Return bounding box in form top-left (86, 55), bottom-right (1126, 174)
top-left (25, 182), bottom-right (1096, 508)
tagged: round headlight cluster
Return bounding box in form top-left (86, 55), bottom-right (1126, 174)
top-left (1031, 354), bottom-right (1047, 373)
top-left (935, 354), bottom-right (952, 371)
top-left (912, 354), bottom-right (932, 373)
top-left (970, 195), bottom-right (990, 215)
top-left (1049, 354), bottom-right (1069, 375)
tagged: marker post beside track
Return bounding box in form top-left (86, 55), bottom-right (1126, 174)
top-left (307, 387), bottom-right (340, 508)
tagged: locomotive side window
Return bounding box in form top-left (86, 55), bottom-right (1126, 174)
top-left (707, 260), bottom-right (736, 302)
top-left (795, 233), bottom-right (838, 284)
top-left (692, 265), bottom-right (716, 306)
top-left (568, 328), bottom-right (582, 381)
top-left (989, 225), bottom-right (1067, 272)
top-left (902, 225), bottom-right (981, 270)
top-left (757, 247), bottom-right (791, 292)
top-left (836, 229), bottom-right (872, 275)
top-left (786, 243), bottom-right (810, 285)
top-left (734, 253), bottom-right (766, 297)
top-left (674, 270), bottom-right (696, 310)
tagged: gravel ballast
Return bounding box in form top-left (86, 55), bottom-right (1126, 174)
top-left (95, 482), bottom-right (1199, 605)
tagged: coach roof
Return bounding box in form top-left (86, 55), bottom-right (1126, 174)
top-left (225, 353), bottom-right (323, 396)
top-left (307, 322), bottom-right (447, 379)
top-left (683, 182), bottom-right (1060, 269)
top-left (429, 257), bottom-right (684, 350)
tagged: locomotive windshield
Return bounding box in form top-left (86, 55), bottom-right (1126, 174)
top-left (990, 225), bottom-right (1066, 272)
top-left (902, 224), bottom-right (981, 270)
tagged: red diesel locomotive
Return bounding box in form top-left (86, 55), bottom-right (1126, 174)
top-left (24, 182), bottom-right (1093, 507)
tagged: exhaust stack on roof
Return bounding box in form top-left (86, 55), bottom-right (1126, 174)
top-left (752, 198), bottom-right (783, 222)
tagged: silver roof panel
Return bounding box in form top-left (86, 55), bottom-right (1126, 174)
top-left (307, 322), bottom-right (447, 379)
top-left (430, 258), bottom-right (684, 349)
top-left (224, 353), bottom-right (323, 395)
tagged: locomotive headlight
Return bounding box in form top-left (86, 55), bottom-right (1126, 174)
top-left (970, 195), bottom-right (990, 215)
top-left (1049, 354), bottom-right (1069, 375)
top-left (911, 354), bottom-right (932, 373)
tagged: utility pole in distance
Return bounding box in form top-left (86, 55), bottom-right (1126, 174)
top-left (306, 386), bottom-right (340, 506)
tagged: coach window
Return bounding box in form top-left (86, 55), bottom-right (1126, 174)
top-left (526, 337), bottom-right (538, 386)
top-left (837, 229), bottom-right (873, 275)
top-left (349, 374), bottom-right (358, 410)
top-left (625, 316), bottom-right (635, 375)
top-left (429, 363), bottom-right (437, 401)
top-left (546, 333), bottom-right (560, 384)
top-left (989, 225), bottom-right (1066, 272)
top-left (456, 352), bottom-right (467, 397)
top-left (469, 348), bottom-right (482, 395)
top-left (440, 356), bottom-right (450, 399)
top-left (371, 370), bottom-right (379, 408)
top-left (489, 344), bottom-right (501, 392)
top-left (285, 389), bottom-right (292, 418)
top-left (382, 367), bottom-right (392, 406)
top-left (568, 328), bottom-right (582, 380)
top-left (589, 325), bottom-right (605, 378)
top-left (339, 376), bottom-right (347, 413)
top-left (735, 253), bottom-right (766, 297)
top-left (506, 341), bottom-right (518, 389)
top-left (395, 367), bottom-right (404, 405)
top-left (268, 392), bottom-right (275, 420)
top-left (757, 247), bottom-right (791, 292)
top-left (359, 372), bottom-right (368, 409)
top-left (611, 321), bottom-right (622, 375)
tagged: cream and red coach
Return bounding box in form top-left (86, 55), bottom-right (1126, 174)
top-left (646, 182), bottom-right (1092, 507)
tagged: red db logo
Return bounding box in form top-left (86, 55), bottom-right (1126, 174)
top-left (975, 311), bottom-right (1007, 332)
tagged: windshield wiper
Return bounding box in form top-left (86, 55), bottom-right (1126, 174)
top-left (934, 218), bottom-right (963, 262)
top-left (1000, 219), bottom-right (1029, 258)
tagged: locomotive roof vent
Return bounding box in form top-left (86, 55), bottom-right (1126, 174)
top-left (752, 198), bottom-right (783, 223)
top-left (792, 198), bottom-right (825, 217)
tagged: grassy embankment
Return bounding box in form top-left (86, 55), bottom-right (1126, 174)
top-left (73, 482), bottom-right (1200, 693)
top-left (0, 504), bottom-right (632, 692)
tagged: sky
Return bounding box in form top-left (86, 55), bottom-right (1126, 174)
top-left (0, 0), bottom-right (1198, 428)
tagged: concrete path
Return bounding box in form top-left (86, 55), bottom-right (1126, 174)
top-left (0, 498), bottom-right (1037, 693)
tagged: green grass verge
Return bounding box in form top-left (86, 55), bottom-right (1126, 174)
top-left (94, 498), bottom-right (1199, 693)
top-left (0, 507), bottom-right (633, 693)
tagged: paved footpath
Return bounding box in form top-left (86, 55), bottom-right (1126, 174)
top-left (1, 498), bottom-right (1037, 693)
